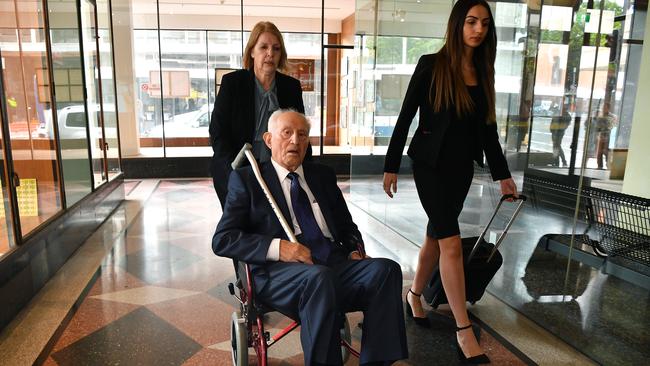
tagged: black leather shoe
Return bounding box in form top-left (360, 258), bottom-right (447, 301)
top-left (456, 324), bottom-right (490, 364)
top-left (405, 289), bottom-right (430, 327)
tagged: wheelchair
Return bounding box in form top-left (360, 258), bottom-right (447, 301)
top-left (227, 260), bottom-right (360, 365)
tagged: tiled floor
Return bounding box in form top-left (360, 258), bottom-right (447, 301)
top-left (37, 179), bottom-right (534, 365)
top-left (347, 169), bottom-right (649, 366)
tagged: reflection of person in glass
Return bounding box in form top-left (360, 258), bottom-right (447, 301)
top-left (209, 21), bottom-right (305, 207)
top-left (550, 101), bottom-right (571, 167)
top-left (382, 0), bottom-right (517, 363)
top-left (594, 102), bottom-right (614, 170)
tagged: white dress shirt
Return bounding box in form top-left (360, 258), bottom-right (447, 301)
top-left (266, 159), bottom-right (333, 261)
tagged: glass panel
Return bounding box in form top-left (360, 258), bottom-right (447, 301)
top-left (350, 0), bottom-right (452, 247)
top-left (159, 30), bottom-right (211, 158)
top-left (207, 30), bottom-right (243, 111)
top-left (502, 0), bottom-right (648, 364)
top-left (321, 1), bottom-right (357, 154)
top-left (48, 2), bottom-right (93, 207)
top-left (559, 0), bottom-right (650, 364)
top-left (240, 3), bottom-right (323, 154)
top-left (0, 0), bottom-right (63, 235)
top-left (285, 32), bottom-right (323, 153)
top-left (496, 2), bottom-right (528, 158)
top-left (97, 0), bottom-right (121, 179)
top-left (0, 70), bottom-right (16, 257)
top-left (132, 7), bottom-right (163, 157)
top-left (80, 0), bottom-right (106, 188)
top-left (349, 3), bottom-right (647, 365)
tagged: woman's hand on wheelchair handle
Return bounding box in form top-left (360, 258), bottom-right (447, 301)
top-left (279, 240), bottom-right (313, 264)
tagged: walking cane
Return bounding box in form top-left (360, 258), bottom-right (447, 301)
top-left (231, 143), bottom-right (298, 243)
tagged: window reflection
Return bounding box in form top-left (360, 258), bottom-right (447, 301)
top-left (49, 8), bottom-right (93, 206)
top-left (97, 0), bottom-right (121, 180)
top-left (1, 0), bottom-right (63, 236)
top-left (0, 82), bottom-right (16, 256)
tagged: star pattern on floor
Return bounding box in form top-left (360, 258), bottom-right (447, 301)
top-left (42, 179), bottom-right (528, 365)
top-left (90, 285), bottom-right (200, 306)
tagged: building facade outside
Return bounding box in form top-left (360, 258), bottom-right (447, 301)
top-left (0, 0), bottom-right (648, 364)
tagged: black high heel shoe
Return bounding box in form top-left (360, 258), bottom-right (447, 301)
top-left (404, 289), bottom-right (430, 328)
top-left (456, 324), bottom-right (490, 364)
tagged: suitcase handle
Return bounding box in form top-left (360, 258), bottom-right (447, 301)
top-left (467, 194), bottom-right (527, 263)
top-left (501, 194), bottom-right (527, 202)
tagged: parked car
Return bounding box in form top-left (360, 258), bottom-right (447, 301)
top-left (532, 101), bottom-right (560, 117)
top-left (37, 104), bottom-right (116, 140)
top-left (143, 104), bottom-right (210, 138)
top-left (177, 104), bottom-right (210, 128)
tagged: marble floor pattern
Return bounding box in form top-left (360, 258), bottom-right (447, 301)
top-left (39, 179), bottom-right (532, 365)
top-left (347, 170), bottom-right (649, 366)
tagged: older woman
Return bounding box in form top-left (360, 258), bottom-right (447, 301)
top-left (209, 21), bottom-right (305, 207)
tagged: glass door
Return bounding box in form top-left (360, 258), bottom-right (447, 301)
top-left (79, 0), bottom-right (108, 188)
top-left (0, 58), bottom-right (17, 256)
top-left (0, 0), bottom-right (63, 237)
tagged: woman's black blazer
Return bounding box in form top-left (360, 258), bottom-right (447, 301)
top-left (209, 68), bottom-right (305, 201)
top-left (384, 53), bottom-right (510, 181)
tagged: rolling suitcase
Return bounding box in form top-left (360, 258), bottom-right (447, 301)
top-left (423, 194), bottom-right (527, 308)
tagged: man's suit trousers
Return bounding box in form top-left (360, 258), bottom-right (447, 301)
top-left (253, 257), bottom-right (408, 365)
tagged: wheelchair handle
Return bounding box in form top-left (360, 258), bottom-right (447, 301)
top-left (231, 143), bottom-right (252, 170)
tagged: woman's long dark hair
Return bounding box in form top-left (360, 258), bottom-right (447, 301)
top-left (430, 0), bottom-right (497, 123)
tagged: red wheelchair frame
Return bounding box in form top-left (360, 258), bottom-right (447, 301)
top-left (228, 261), bottom-right (360, 365)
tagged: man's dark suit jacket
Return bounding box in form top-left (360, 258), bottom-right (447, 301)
top-left (209, 69), bottom-right (305, 205)
top-left (384, 53), bottom-right (510, 181)
top-left (212, 161), bottom-right (361, 268)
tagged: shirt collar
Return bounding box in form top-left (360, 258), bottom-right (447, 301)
top-left (270, 158), bottom-right (304, 183)
top-left (255, 76), bottom-right (276, 95)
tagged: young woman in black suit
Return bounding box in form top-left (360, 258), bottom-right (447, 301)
top-left (383, 0), bottom-right (517, 363)
top-left (209, 21), bottom-right (305, 207)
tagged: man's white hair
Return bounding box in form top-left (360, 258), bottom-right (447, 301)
top-left (267, 109), bottom-right (311, 133)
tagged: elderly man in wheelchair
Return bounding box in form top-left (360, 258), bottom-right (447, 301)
top-left (213, 109), bottom-right (408, 365)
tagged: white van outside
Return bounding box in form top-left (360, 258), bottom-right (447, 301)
top-left (38, 104), bottom-right (116, 140)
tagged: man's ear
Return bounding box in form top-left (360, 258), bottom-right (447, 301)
top-left (263, 132), bottom-right (272, 149)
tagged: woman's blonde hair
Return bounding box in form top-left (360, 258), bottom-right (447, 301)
top-left (243, 21), bottom-right (288, 71)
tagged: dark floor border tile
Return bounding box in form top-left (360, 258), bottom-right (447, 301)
top-left (125, 180), bottom-right (142, 196)
top-left (123, 155), bottom-right (352, 178)
top-left (469, 312), bottom-right (538, 366)
top-left (35, 180), bottom-right (163, 365)
top-left (35, 268), bottom-right (102, 366)
top-left (0, 178), bottom-right (124, 331)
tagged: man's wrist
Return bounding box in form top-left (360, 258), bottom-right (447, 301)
top-left (266, 238), bottom-right (281, 261)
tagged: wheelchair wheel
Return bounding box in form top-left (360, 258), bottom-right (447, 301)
top-left (231, 312), bottom-right (248, 365)
top-left (341, 315), bottom-right (352, 363)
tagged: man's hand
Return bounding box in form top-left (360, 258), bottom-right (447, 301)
top-left (279, 240), bottom-right (313, 264)
top-left (349, 251), bottom-right (371, 260)
top-left (383, 173), bottom-right (398, 198)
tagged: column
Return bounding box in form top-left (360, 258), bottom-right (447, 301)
top-left (111, 0), bottom-right (140, 156)
top-left (622, 14), bottom-right (649, 198)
